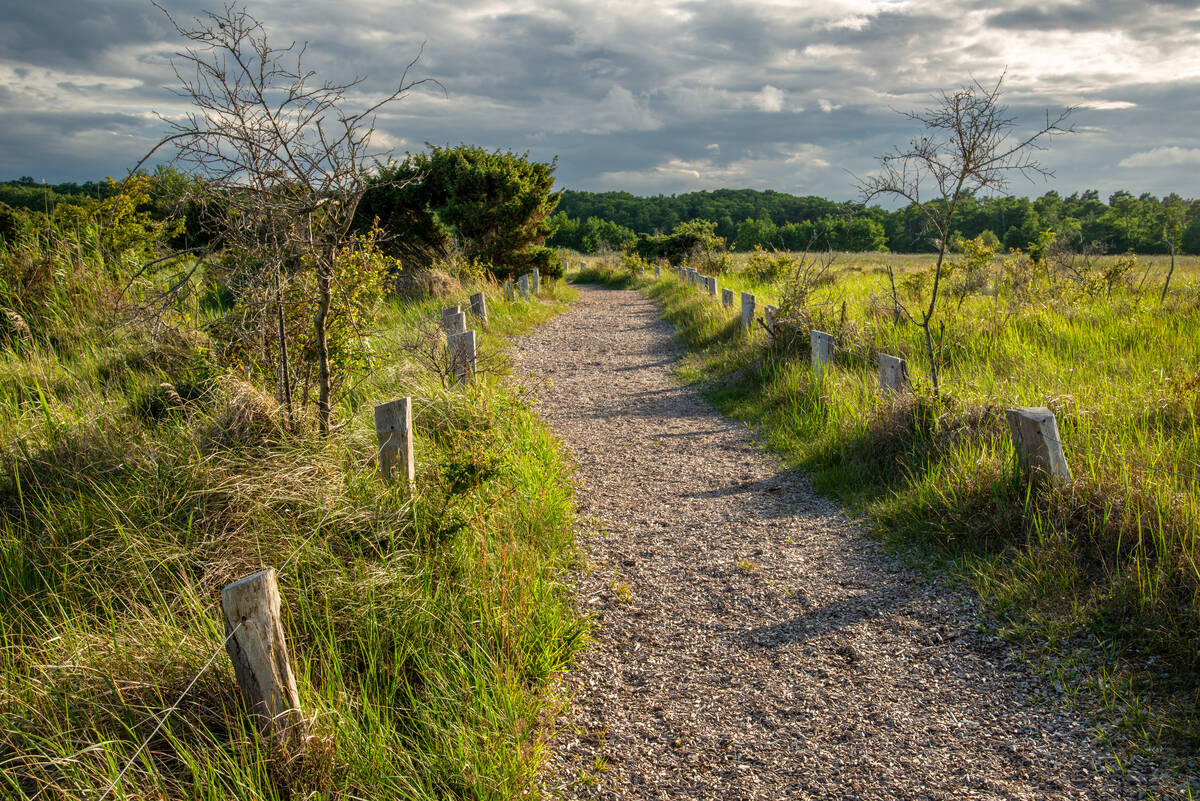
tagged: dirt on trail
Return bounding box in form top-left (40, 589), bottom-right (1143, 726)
top-left (514, 285), bottom-right (1161, 800)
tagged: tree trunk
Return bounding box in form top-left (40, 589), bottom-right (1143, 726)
top-left (1161, 245), bottom-right (1176, 305)
top-left (275, 269), bottom-right (293, 426)
top-left (314, 257), bottom-right (332, 435)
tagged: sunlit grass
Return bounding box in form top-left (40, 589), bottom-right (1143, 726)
top-left (0, 239), bottom-right (584, 800)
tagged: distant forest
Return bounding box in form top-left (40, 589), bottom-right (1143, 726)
top-left (6, 176), bottom-right (1200, 256)
top-left (548, 187), bottom-right (1200, 255)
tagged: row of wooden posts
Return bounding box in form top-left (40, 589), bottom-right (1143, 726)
top-left (663, 263), bottom-right (1073, 484)
top-left (216, 275), bottom-right (556, 757)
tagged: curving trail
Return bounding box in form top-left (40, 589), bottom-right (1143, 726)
top-left (516, 285), bottom-right (1151, 800)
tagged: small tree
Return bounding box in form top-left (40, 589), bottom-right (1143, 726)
top-left (143, 2), bottom-right (425, 432)
top-left (860, 75), bottom-right (1072, 395)
top-left (1160, 198), bottom-right (1185, 304)
top-left (358, 145), bottom-right (560, 278)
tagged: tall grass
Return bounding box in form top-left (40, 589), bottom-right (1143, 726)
top-left (0, 230), bottom-right (582, 799)
top-left (573, 253), bottom-right (1200, 770)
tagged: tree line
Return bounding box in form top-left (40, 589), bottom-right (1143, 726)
top-left (547, 187), bottom-right (1200, 255)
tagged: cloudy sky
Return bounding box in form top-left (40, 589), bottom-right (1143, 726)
top-left (2, 0), bottom-right (1198, 201)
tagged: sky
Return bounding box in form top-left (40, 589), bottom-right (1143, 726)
top-left (1, 0), bottom-right (1198, 202)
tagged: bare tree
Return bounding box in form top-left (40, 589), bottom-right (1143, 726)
top-left (859, 74), bottom-right (1073, 396)
top-left (141, 2), bottom-right (426, 432)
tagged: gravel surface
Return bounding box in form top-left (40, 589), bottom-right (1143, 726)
top-left (515, 285), bottom-right (1162, 800)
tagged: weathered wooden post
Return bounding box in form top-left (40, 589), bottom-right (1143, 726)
top-left (878, 353), bottom-right (908, 394)
top-left (740, 292), bottom-right (756, 331)
top-left (503, 279), bottom-right (514, 301)
top-left (764, 305), bottom-right (778, 333)
top-left (722, 288), bottom-right (734, 309)
top-left (469, 292), bottom-right (488, 327)
top-left (531, 268), bottom-right (541, 295)
top-left (708, 276), bottom-right (718, 298)
top-left (519, 274), bottom-right (530, 300)
top-left (811, 330), bottom-right (834, 375)
top-left (222, 568), bottom-right (304, 754)
top-left (1005, 407), bottom-right (1072, 482)
top-left (445, 310), bottom-right (466, 336)
top-left (654, 263), bottom-right (661, 278)
top-left (374, 397), bottom-right (415, 487)
top-left (561, 257), bottom-right (568, 274)
top-left (441, 305), bottom-right (462, 333)
top-left (450, 330), bottom-right (477, 384)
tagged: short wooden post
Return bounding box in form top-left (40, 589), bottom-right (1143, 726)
top-left (708, 277), bottom-right (718, 297)
top-left (764, 304), bottom-right (778, 332)
top-left (374, 397), bottom-right (415, 487)
top-left (441, 305), bottom-right (462, 333)
top-left (740, 292), bottom-right (756, 331)
top-left (561, 257), bottom-right (568, 273)
top-left (445, 310), bottom-right (466, 336)
top-left (519, 274), bottom-right (530, 300)
top-left (531, 268), bottom-right (541, 295)
top-left (450, 330), bottom-right (477, 384)
top-left (503, 279), bottom-right (514, 301)
top-left (722, 288), bottom-right (734, 309)
top-left (222, 568), bottom-right (304, 754)
top-left (878, 353), bottom-right (908, 394)
top-left (811, 330), bottom-right (834, 375)
top-left (654, 263), bottom-right (661, 278)
top-left (469, 292), bottom-right (488, 327)
top-left (1005, 407), bottom-right (1072, 482)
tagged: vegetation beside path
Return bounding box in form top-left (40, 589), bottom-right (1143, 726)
top-left (0, 222), bottom-right (582, 799)
top-left (571, 252), bottom-right (1200, 782)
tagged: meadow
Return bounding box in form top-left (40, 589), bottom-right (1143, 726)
top-left (573, 247), bottom-right (1200, 770)
top-left (0, 228), bottom-right (584, 799)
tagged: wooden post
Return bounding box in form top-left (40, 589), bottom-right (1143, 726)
top-left (519, 274), bottom-right (530, 300)
top-left (374, 397), bottom-right (415, 487)
top-left (764, 305), bottom-right (778, 332)
top-left (878, 353), bottom-right (908, 394)
top-left (450, 330), bottom-right (477, 384)
top-left (503, 279), bottom-right (514, 301)
top-left (722, 288), bottom-right (734, 309)
top-left (740, 292), bottom-right (756, 331)
top-left (445, 310), bottom-right (466, 336)
top-left (811, 330), bottom-right (834, 375)
top-left (469, 292), bottom-right (488, 326)
top-left (709, 277), bottom-right (718, 298)
top-left (654, 263), bottom-right (661, 278)
top-left (1005, 407), bottom-right (1072, 482)
top-left (561, 257), bottom-right (568, 274)
top-left (531, 268), bottom-right (540, 295)
top-left (222, 569), bottom-right (304, 753)
top-left (441, 305), bottom-right (462, 333)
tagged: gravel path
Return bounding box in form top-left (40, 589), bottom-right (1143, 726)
top-left (515, 285), bottom-right (1154, 800)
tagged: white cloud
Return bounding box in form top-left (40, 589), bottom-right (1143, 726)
top-left (754, 85), bottom-right (785, 113)
top-left (817, 98), bottom-right (842, 113)
top-left (1118, 147), bottom-right (1200, 169)
top-left (579, 85), bottom-right (661, 134)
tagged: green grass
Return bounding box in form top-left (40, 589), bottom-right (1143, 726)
top-left (570, 253), bottom-right (1200, 778)
top-left (0, 241), bottom-right (584, 799)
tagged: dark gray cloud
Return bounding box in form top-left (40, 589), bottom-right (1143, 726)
top-left (1, 0), bottom-right (1198, 200)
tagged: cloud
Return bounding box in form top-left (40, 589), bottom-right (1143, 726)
top-left (579, 85), bottom-right (662, 134)
top-left (0, 0), bottom-right (1198, 201)
top-left (1119, 147), bottom-right (1200, 169)
top-left (754, 85), bottom-right (785, 113)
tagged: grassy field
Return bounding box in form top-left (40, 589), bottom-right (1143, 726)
top-left (572, 248), bottom-right (1200, 778)
top-left (0, 235), bottom-right (583, 799)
